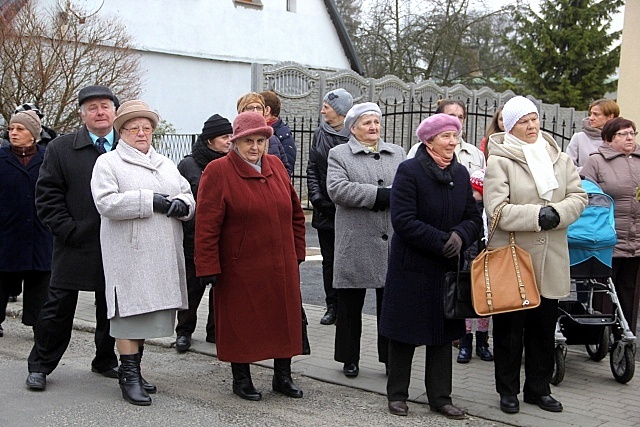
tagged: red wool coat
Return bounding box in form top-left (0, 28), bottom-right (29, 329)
top-left (195, 149), bottom-right (305, 362)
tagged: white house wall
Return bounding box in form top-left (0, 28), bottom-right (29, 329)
top-left (35, 0), bottom-right (352, 132)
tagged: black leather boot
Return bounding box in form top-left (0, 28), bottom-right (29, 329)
top-left (138, 346), bottom-right (157, 393)
top-left (231, 363), bottom-right (262, 401)
top-left (457, 333), bottom-right (473, 363)
top-left (272, 358), bottom-right (303, 398)
top-left (320, 304), bottom-right (337, 325)
top-left (475, 331), bottom-right (494, 361)
top-left (118, 354), bottom-right (151, 406)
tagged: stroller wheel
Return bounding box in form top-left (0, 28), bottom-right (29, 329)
top-left (586, 321), bottom-right (610, 362)
top-left (551, 345), bottom-right (566, 385)
top-left (610, 341), bottom-right (635, 384)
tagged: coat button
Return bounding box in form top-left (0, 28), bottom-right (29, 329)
top-left (540, 238), bottom-right (545, 243)
top-left (374, 153), bottom-right (380, 160)
top-left (378, 179), bottom-right (384, 185)
top-left (261, 179), bottom-right (266, 183)
top-left (382, 234), bottom-right (388, 241)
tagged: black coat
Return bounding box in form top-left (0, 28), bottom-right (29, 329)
top-left (380, 149), bottom-right (482, 346)
top-left (306, 123), bottom-right (349, 230)
top-left (268, 135), bottom-right (292, 177)
top-left (272, 118), bottom-right (296, 175)
top-left (0, 146), bottom-right (52, 272)
top-left (177, 137), bottom-right (226, 261)
top-left (35, 126), bottom-right (118, 291)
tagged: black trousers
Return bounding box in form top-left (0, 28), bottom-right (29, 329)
top-left (387, 339), bottom-right (453, 409)
top-left (0, 271), bottom-right (50, 326)
top-left (492, 297), bottom-right (558, 397)
top-left (317, 229), bottom-right (338, 307)
top-left (334, 287), bottom-right (388, 364)
top-left (594, 257), bottom-right (640, 335)
top-left (176, 259), bottom-right (215, 338)
top-left (28, 287), bottom-right (117, 374)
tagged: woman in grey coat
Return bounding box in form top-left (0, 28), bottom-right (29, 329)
top-left (326, 102), bottom-right (406, 378)
top-left (91, 100), bottom-right (194, 406)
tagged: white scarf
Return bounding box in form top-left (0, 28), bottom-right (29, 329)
top-left (503, 133), bottom-right (558, 201)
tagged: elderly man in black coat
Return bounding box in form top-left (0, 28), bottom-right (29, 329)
top-left (25, 85), bottom-right (121, 391)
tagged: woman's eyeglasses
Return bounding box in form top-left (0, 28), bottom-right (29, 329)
top-left (615, 131), bottom-right (638, 138)
top-left (122, 126), bottom-right (154, 135)
top-left (244, 106), bottom-right (264, 112)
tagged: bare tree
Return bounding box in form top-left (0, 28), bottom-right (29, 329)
top-left (0, 2), bottom-right (141, 132)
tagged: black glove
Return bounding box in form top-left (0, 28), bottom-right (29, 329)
top-left (167, 199), bottom-right (189, 218)
top-left (442, 232), bottom-right (463, 258)
top-left (315, 199), bottom-right (336, 216)
top-left (372, 187), bottom-right (391, 211)
top-left (199, 275), bottom-right (217, 287)
top-left (538, 206), bottom-right (560, 230)
top-left (153, 193), bottom-right (170, 214)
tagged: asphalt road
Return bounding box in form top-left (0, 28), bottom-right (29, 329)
top-left (0, 318), bottom-right (506, 427)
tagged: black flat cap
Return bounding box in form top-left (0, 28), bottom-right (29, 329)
top-left (78, 85), bottom-right (115, 106)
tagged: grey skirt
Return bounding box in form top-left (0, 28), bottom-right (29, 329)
top-left (110, 308), bottom-right (176, 340)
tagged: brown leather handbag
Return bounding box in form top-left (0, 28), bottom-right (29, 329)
top-left (471, 202), bottom-right (541, 316)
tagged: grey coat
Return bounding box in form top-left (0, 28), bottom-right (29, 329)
top-left (326, 136), bottom-right (406, 289)
top-left (91, 141), bottom-right (195, 319)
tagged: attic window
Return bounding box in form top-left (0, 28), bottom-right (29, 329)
top-left (234, 0), bottom-right (263, 8)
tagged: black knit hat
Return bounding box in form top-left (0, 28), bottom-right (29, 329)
top-left (201, 114), bottom-right (233, 141)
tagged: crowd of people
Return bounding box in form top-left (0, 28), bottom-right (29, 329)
top-left (1, 83), bottom-right (638, 422)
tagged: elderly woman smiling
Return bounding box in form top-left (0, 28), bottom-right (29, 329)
top-left (91, 100), bottom-right (195, 406)
top-left (326, 102), bottom-right (406, 379)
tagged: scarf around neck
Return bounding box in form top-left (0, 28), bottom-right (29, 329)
top-left (581, 117), bottom-right (603, 140)
top-left (191, 136), bottom-right (226, 167)
top-left (503, 133), bottom-right (558, 201)
top-left (416, 143), bottom-right (458, 186)
top-left (425, 143), bottom-right (452, 169)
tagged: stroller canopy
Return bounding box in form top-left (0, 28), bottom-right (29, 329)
top-left (567, 179), bottom-right (617, 267)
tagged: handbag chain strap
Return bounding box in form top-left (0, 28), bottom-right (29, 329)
top-left (482, 202), bottom-right (531, 312)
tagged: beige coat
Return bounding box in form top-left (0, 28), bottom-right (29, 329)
top-left (484, 132), bottom-right (587, 298)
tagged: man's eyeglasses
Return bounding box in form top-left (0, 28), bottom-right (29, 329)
top-left (244, 105), bottom-right (264, 112)
top-left (122, 126), bottom-right (154, 135)
top-left (615, 131), bottom-right (638, 138)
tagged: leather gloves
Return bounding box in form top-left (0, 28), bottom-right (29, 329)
top-left (167, 199), bottom-right (189, 218)
top-left (153, 193), bottom-right (170, 214)
top-left (199, 275), bottom-right (217, 288)
top-left (315, 199), bottom-right (336, 217)
top-left (443, 232), bottom-right (463, 258)
top-left (538, 206), bottom-right (560, 230)
top-left (372, 187), bottom-right (391, 211)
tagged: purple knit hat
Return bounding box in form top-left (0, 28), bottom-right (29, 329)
top-left (416, 114), bottom-right (461, 143)
top-left (230, 112), bottom-right (274, 142)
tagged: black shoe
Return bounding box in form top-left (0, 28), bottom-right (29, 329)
top-left (91, 365), bottom-right (119, 379)
top-left (137, 347), bottom-right (156, 394)
top-left (475, 331), bottom-right (494, 361)
top-left (175, 335), bottom-right (191, 352)
top-left (320, 305), bottom-right (337, 325)
top-left (524, 394), bottom-right (563, 412)
top-left (231, 363), bottom-right (262, 401)
top-left (432, 404), bottom-right (466, 420)
top-left (205, 334), bottom-right (216, 344)
top-left (118, 354), bottom-right (151, 406)
top-left (500, 395), bottom-right (519, 414)
top-left (343, 363), bottom-right (359, 378)
top-left (26, 372), bottom-right (47, 390)
top-left (388, 401), bottom-right (408, 416)
top-left (457, 333), bottom-right (472, 363)
top-left (0, 324), bottom-right (3, 337)
top-left (7, 295), bottom-right (17, 303)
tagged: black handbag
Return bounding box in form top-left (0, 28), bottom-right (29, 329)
top-left (301, 306), bottom-right (311, 355)
top-left (444, 256), bottom-right (485, 319)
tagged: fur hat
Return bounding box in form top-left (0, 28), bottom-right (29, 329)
top-left (78, 85), bottom-right (115, 106)
top-left (113, 100), bottom-right (159, 132)
top-left (230, 112), bottom-right (274, 142)
top-left (502, 96), bottom-right (538, 133)
top-left (10, 110), bottom-right (42, 142)
top-left (344, 102), bottom-right (382, 132)
top-left (470, 168), bottom-right (485, 195)
top-left (415, 114), bottom-right (461, 143)
top-left (323, 88), bottom-right (353, 117)
top-left (236, 93), bottom-right (265, 114)
top-left (201, 114), bottom-right (232, 141)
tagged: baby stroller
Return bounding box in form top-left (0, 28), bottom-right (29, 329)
top-left (552, 179), bottom-right (636, 385)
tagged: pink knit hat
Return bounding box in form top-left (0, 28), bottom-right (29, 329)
top-left (470, 168), bottom-right (485, 195)
top-left (416, 114), bottom-right (461, 143)
top-left (230, 112), bottom-right (274, 142)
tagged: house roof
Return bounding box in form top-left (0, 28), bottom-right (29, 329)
top-left (323, 0), bottom-right (364, 75)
